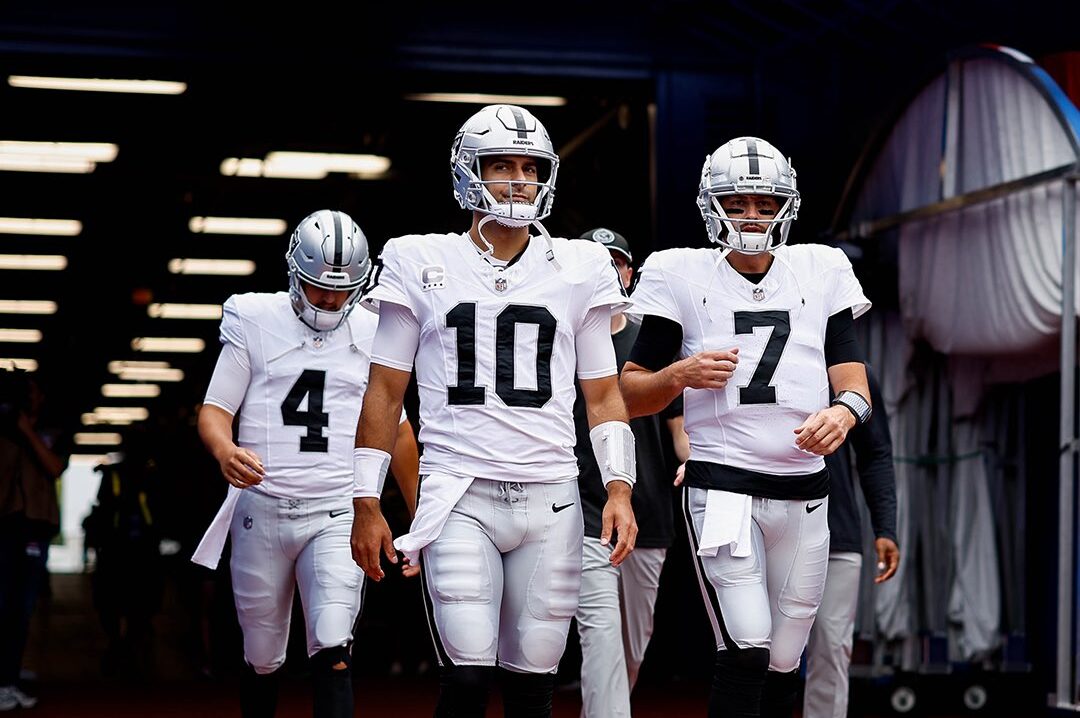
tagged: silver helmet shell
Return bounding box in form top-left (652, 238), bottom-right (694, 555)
top-left (450, 104), bottom-right (559, 227)
top-left (697, 137), bottom-right (800, 253)
top-left (285, 209), bottom-right (371, 332)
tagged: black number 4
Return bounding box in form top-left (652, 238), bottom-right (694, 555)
top-left (733, 310), bottom-right (790, 405)
top-left (281, 369), bottom-right (330, 452)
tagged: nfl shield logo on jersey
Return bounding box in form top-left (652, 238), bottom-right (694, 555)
top-left (752, 287), bottom-right (765, 302)
top-left (494, 276), bottom-right (508, 292)
top-left (243, 516), bottom-right (253, 530)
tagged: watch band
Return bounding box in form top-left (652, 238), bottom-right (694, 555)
top-left (833, 390), bottom-right (872, 424)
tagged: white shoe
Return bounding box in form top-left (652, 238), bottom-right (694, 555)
top-left (0, 686), bottom-right (37, 710)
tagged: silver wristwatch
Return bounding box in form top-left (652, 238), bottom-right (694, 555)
top-left (832, 390), bottom-right (872, 424)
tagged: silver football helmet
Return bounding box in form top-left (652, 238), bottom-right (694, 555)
top-left (450, 104), bottom-right (559, 228)
top-left (697, 137), bottom-right (800, 253)
top-left (285, 209), bottom-right (371, 332)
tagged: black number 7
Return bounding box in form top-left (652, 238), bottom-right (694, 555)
top-left (733, 310), bottom-right (790, 405)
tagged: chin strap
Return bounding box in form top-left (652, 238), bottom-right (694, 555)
top-left (475, 214), bottom-right (562, 272)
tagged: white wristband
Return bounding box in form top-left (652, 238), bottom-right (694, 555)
top-left (589, 421), bottom-right (636, 488)
top-left (353, 447), bottom-right (391, 499)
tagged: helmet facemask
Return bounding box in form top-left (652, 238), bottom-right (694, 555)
top-left (699, 191), bottom-right (799, 254)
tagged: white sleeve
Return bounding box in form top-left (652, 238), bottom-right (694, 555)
top-left (629, 252), bottom-right (683, 324)
top-left (827, 249), bottom-right (872, 319)
top-left (575, 305), bottom-right (618, 380)
top-left (361, 240), bottom-right (415, 314)
top-left (588, 253), bottom-right (632, 314)
top-left (371, 300), bottom-right (420, 372)
top-left (204, 342), bottom-right (250, 415)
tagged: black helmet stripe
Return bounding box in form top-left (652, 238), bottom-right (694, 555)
top-left (745, 138), bottom-right (760, 175)
top-left (331, 211), bottom-right (343, 268)
top-left (510, 107), bottom-right (529, 139)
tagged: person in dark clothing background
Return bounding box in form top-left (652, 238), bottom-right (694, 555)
top-left (0, 371), bottom-right (68, 710)
top-left (572, 228), bottom-right (690, 717)
top-left (803, 368), bottom-right (899, 718)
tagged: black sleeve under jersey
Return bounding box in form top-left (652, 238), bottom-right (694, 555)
top-left (825, 308), bottom-right (863, 367)
top-left (627, 314), bottom-right (683, 371)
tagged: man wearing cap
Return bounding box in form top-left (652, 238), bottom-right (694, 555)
top-left (572, 229), bottom-right (689, 717)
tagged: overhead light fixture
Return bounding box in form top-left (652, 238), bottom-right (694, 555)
top-left (0, 300), bottom-right (57, 314)
top-left (81, 413), bottom-right (130, 426)
top-left (0, 217), bottom-right (81, 236)
top-left (70, 453), bottom-right (110, 465)
top-left (0, 142), bottom-right (118, 174)
top-left (9, 76), bottom-right (186, 95)
top-left (0, 156), bottom-right (94, 173)
top-left (0, 255), bottom-right (67, 271)
top-left (102, 383), bottom-right (160, 398)
top-left (404, 92), bottom-right (567, 107)
top-left (92, 406), bottom-right (150, 421)
top-left (0, 329), bottom-right (42, 343)
top-left (74, 432), bottom-right (122, 446)
top-left (0, 358), bottom-right (37, 371)
top-left (168, 258), bottom-right (255, 276)
top-left (221, 152), bottom-right (392, 180)
top-left (188, 216), bottom-right (286, 236)
top-left (131, 337), bottom-right (205, 353)
top-left (108, 360), bottom-right (169, 373)
top-left (147, 303), bottom-right (222, 320)
top-left (118, 367), bottom-right (184, 382)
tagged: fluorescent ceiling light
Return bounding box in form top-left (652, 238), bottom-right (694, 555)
top-left (108, 360), bottom-right (169, 373)
top-left (0, 141), bottom-right (118, 162)
top-left (74, 432), bottom-right (122, 446)
top-left (0, 255), bottom-right (67, 271)
top-left (0, 358), bottom-right (37, 371)
top-left (9, 76), bottom-right (186, 95)
top-left (0, 142), bottom-right (117, 174)
top-left (147, 303), bottom-right (222, 320)
top-left (404, 92), bottom-right (567, 107)
top-left (92, 407), bottom-right (150, 420)
top-left (118, 367), bottom-right (184, 382)
top-left (0, 156), bottom-right (94, 173)
top-left (0, 329), bottom-right (42, 343)
top-left (0, 300), bottom-right (57, 314)
top-left (70, 453), bottom-right (110, 465)
top-left (221, 152), bottom-right (392, 180)
top-left (0, 217), bottom-right (81, 236)
top-left (102, 383), bottom-right (160, 398)
top-left (131, 337), bottom-right (205, 353)
top-left (168, 258), bottom-right (255, 276)
top-left (189, 216), bottom-right (286, 235)
top-left (80, 413), bottom-right (131, 426)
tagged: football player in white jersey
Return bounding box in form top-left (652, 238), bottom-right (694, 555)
top-left (349, 105), bottom-right (637, 717)
top-left (192, 210), bottom-right (420, 718)
top-left (620, 137), bottom-right (873, 718)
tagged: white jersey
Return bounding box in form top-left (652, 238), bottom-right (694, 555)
top-left (209, 292), bottom-right (378, 499)
top-left (632, 244), bottom-right (870, 476)
top-left (363, 232), bottom-right (629, 482)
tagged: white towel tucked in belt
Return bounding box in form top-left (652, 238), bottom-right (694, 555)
top-left (394, 473), bottom-right (474, 565)
top-left (191, 485), bottom-right (242, 569)
top-left (697, 490), bottom-right (753, 558)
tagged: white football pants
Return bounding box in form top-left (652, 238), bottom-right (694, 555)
top-left (683, 487), bottom-right (830, 672)
top-left (420, 478), bottom-right (583, 674)
top-left (230, 489), bottom-right (364, 674)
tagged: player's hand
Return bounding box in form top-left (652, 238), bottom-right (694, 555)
top-left (676, 349), bottom-right (739, 391)
top-left (401, 556), bottom-right (421, 578)
top-left (793, 405), bottom-right (856, 456)
top-left (674, 462), bottom-right (686, 487)
top-left (218, 445), bottom-right (265, 488)
top-left (874, 537), bottom-right (900, 583)
top-left (350, 498), bottom-right (397, 581)
top-left (601, 481), bottom-right (637, 567)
